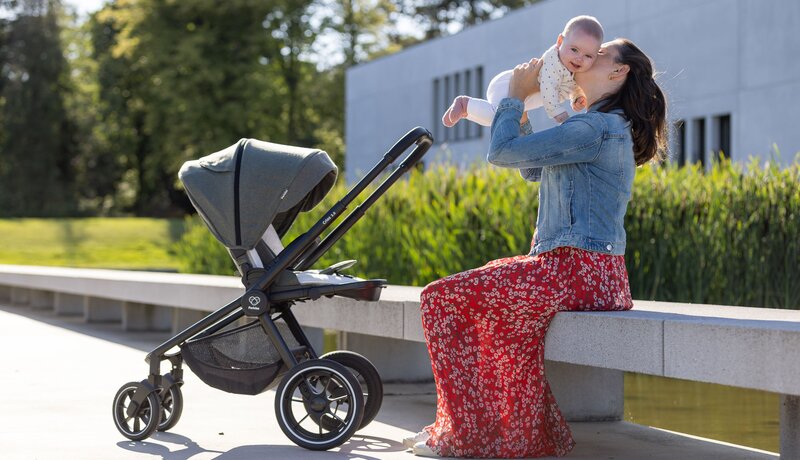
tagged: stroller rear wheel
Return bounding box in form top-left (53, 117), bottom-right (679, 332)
top-left (157, 384), bottom-right (183, 432)
top-left (275, 359), bottom-right (365, 450)
top-left (319, 351), bottom-right (383, 430)
top-left (112, 382), bottom-right (161, 441)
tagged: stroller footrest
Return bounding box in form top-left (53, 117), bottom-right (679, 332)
top-left (269, 280), bottom-right (386, 303)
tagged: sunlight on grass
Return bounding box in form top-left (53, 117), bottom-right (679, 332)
top-left (0, 218), bottom-right (185, 270)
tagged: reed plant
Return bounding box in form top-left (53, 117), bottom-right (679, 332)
top-left (176, 158), bottom-right (799, 309)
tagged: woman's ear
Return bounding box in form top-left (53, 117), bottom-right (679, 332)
top-left (611, 64), bottom-right (630, 80)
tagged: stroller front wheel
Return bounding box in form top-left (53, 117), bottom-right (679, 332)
top-left (112, 382), bottom-right (161, 441)
top-left (275, 359), bottom-right (365, 450)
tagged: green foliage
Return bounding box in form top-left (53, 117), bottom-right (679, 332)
top-left (173, 217), bottom-right (237, 276)
top-left (0, 217), bottom-right (185, 270)
top-left (0, 0), bottom-right (78, 216)
top-left (0, 0), bottom-right (535, 218)
top-left (175, 159), bottom-right (800, 309)
top-left (627, 159), bottom-right (800, 309)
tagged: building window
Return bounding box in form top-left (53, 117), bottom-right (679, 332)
top-left (432, 66), bottom-right (484, 143)
top-left (692, 117), bottom-right (706, 167)
top-left (432, 79), bottom-right (441, 143)
top-left (672, 120), bottom-right (686, 166)
top-left (714, 114), bottom-right (731, 161)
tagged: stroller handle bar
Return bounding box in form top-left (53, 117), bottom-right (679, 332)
top-left (292, 127), bottom-right (433, 271)
top-left (384, 126), bottom-right (433, 164)
top-left (252, 126), bottom-right (433, 287)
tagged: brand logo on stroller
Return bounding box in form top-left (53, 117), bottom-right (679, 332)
top-left (243, 290), bottom-right (267, 316)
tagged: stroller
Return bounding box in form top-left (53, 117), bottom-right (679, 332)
top-left (111, 127), bottom-right (433, 450)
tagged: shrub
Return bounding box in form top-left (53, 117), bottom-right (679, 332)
top-left (175, 159), bottom-right (800, 309)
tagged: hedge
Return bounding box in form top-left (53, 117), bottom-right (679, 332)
top-left (174, 158), bottom-right (799, 309)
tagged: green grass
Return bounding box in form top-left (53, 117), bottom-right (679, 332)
top-left (0, 218), bottom-right (185, 270)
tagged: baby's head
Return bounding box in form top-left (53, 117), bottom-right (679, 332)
top-left (556, 15), bottom-right (604, 73)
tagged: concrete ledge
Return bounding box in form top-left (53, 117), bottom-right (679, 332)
top-left (10, 286), bottom-right (29, 305)
top-left (54, 292), bottom-right (84, 316)
top-left (29, 289), bottom-right (54, 309)
top-left (122, 302), bottom-right (172, 332)
top-left (172, 308), bottom-right (208, 335)
top-left (85, 296), bottom-right (122, 323)
top-left (2, 265), bottom-right (800, 396)
top-left (0, 264), bottom-right (241, 311)
top-left (547, 361), bottom-right (624, 422)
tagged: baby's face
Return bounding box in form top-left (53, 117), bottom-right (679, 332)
top-left (557, 30), bottom-right (602, 73)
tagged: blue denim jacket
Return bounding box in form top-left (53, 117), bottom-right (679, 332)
top-left (487, 97), bottom-right (635, 256)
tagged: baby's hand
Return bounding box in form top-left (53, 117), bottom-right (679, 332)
top-left (571, 95), bottom-right (587, 112)
top-left (554, 112), bottom-right (569, 124)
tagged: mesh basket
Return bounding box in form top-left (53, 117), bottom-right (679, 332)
top-left (180, 319), bottom-right (301, 395)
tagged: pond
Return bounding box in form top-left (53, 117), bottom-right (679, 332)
top-left (624, 373), bottom-right (779, 453)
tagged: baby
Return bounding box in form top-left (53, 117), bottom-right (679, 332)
top-left (443, 15), bottom-right (604, 127)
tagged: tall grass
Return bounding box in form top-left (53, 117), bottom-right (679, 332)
top-left (176, 159), bottom-right (800, 309)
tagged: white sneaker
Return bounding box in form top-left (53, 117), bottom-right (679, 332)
top-left (412, 440), bottom-right (439, 457)
top-left (402, 430), bottom-right (430, 449)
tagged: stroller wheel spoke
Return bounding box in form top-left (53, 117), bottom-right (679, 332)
top-left (328, 393), bottom-right (349, 402)
top-left (322, 374), bottom-right (332, 394)
top-left (327, 410), bottom-right (346, 427)
top-left (299, 413), bottom-right (310, 425)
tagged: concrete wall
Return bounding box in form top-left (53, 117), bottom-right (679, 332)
top-left (345, 0), bottom-right (800, 182)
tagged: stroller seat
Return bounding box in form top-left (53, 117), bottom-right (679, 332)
top-left (244, 225), bottom-right (386, 303)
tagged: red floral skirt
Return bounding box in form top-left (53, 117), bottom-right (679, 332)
top-left (419, 246), bottom-right (633, 458)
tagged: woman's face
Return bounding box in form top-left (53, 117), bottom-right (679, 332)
top-left (574, 41), bottom-right (621, 88)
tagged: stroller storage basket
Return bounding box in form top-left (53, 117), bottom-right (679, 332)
top-left (180, 320), bottom-right (301, 395)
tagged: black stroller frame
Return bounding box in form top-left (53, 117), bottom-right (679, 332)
top-left (112, 127), bottom-right (433, 450)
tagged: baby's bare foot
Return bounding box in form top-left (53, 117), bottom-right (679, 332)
top-left (442, 95), bottom-right (469, 127)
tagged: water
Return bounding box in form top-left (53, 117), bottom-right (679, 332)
top-left (624, 373), bottom-right (780, 453)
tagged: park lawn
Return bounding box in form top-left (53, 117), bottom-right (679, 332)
top-left (0, 218), bottom-right (185, 271)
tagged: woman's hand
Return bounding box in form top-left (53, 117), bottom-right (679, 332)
top-left (508, 58), bottom-right (542, 102)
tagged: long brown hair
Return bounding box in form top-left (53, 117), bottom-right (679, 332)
top-left (595, 39), bottom-right (667, 166)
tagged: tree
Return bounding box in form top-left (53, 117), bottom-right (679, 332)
top-left (0, 0), bottom-right (78, 216)
top-left (93, 0), bottom-right (287, 215)
top-left (396, 0), bottom-right (539, 39)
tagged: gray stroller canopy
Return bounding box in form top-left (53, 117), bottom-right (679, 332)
top-left (179, 138), bottom-right (338, 250)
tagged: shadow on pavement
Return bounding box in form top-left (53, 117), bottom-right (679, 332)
top-left (117, 432), bottom-right (407, 460)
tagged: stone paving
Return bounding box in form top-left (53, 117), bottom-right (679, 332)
top-left (0, 304), bottom-right (778, 459)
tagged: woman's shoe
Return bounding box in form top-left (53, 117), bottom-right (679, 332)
top-left (412, 441), bottom-right (439, 458)
top-left (402, 430), bottom-right (430, 449)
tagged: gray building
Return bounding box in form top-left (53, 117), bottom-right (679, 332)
top-left (345, 0), bottom-right (800, 182)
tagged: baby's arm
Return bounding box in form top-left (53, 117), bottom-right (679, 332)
top-left (571, 86), bottom-right (587, 112)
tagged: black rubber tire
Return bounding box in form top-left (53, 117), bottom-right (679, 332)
top-left (112, 382), bottom-right (161, 441)
top-left (319, 351), bottom-right (383, 429)
top-left (157, 384), bottom-right (183, 432)
top-left (274, 359), bottom-right (364, 451)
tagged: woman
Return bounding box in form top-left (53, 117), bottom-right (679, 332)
top-left (406, 38), bottom-right (667, 458)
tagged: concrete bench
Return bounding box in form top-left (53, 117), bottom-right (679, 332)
top-left (1, 264), bottom-right (798, 458)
